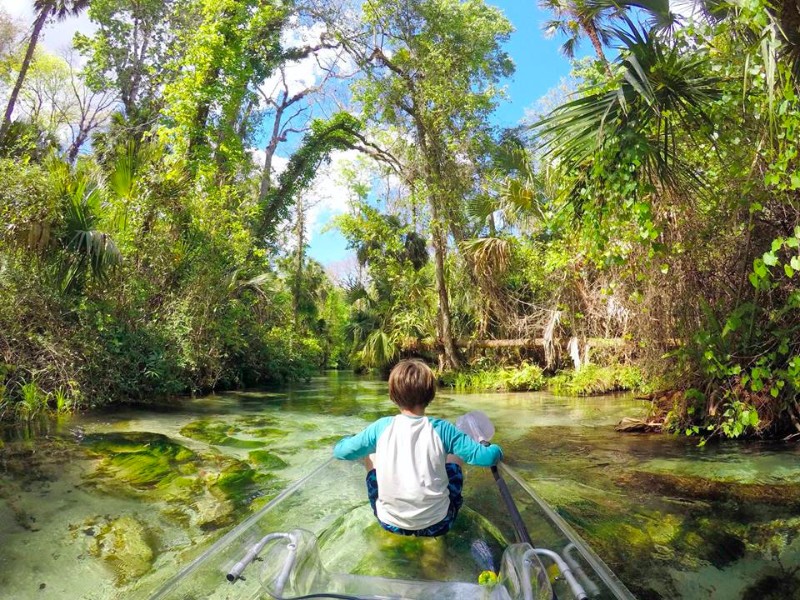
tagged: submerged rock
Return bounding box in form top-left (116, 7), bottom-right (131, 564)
top-left (742, 571), bottom-right (800, 600)
top-left (88, 515), bottom-right (155, 584)
top-left (616, 470), bottom-right (800, 508)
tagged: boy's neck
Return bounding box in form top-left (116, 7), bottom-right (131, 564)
top-left (399, 406), bottom-right (426, 417)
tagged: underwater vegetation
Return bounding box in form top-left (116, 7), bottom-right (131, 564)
top-left (85, 515), bottom-right (156, 585)
top-left (81, 431), bottom-right (286, 529)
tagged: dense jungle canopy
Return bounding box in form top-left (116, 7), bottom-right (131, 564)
top-left (0, 0), bottom-right (798, 442)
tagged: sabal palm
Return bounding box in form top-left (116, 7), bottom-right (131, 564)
top-left (540, 0), bottom-right (617, 64)
top-left (536, 21), bottom-right (723, 191)
top-left (0, 0), bottom-right (90, 142)
top-left (58, 174), bottom-right (122, 294)
top-left (539, 0), bottom-right (678, 65)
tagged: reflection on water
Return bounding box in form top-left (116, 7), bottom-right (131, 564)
top-left (1, 371), bottom-right (799, 599)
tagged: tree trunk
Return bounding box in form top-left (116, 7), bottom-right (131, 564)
top-left (581, 19), bottom-right (612, 76)
top-left (293, 194), bottom-right (305, 333)
top-left (259, 100), bottom-right (286, 203)
top-left (67, 130), bottom-right (87, 163)
top-left (188, 65), bottom-right (221, 160)
top-left (429, 202), bottom-right (460, 371)
top-left (0, 8), bottom-right (50, 142)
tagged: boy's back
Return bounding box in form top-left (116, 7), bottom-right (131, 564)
top-left (333, 360), bottom-right (502, 536)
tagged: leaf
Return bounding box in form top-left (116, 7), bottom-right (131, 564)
top-left (762, 251), bottom-right (778, 267)
top-left (785, 264), bottom-right (795, 278)
top-left (790, 173), bottom-right (800, 189)
top-left (792, 256), bottom-right (800, 270)
top-left (771, 238), bottom-right (784, 252)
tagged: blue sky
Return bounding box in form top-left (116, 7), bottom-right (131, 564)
top-left (307, 0), bottom-right (578, 267)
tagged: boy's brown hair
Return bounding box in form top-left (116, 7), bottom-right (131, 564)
top-left (388, 359), bottom-right (436, 409)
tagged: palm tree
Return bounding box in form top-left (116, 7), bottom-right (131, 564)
top-left (0, 0), bottom-right (90, 143)
top-left (539, 0), bottom-right (679, 71)
top-left (536, 21), bottom-right (723, 191)
top-left (540, 0), bottom-right (617, 67)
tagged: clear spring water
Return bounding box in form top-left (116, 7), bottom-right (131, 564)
top-left (0, 372), bottom-right (798, 599)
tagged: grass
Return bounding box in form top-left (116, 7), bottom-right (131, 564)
top-left (441, 363), bottom-right (545, 392)
top-left (442, 363), bottom-right (650, 396)
top-left (547, 364), bottom-right (650, 396)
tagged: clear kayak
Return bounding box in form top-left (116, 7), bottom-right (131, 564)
top-left (147, 458), bottom-right (635, 600)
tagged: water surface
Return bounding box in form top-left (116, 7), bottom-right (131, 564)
top-left (1, 372), bottom-right (798, 599)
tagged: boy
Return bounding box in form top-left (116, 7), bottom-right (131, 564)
top-left (333, 359), bottom-right (503, 537)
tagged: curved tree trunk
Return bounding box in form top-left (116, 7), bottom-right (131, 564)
top-left (0, 8), bottom-right (51, 142)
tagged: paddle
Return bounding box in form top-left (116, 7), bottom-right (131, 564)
top-left (456, 411), bottom-right (533, 547)
top-left (457, 411), bottom-right (563, 600)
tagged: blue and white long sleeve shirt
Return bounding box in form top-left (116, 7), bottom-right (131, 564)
top-left (333, 414), bottom-right (503, 530)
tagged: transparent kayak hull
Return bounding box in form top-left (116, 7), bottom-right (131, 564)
top-left (148, 459), bottom-right (635, 600)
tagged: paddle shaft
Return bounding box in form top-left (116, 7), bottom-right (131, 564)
top-left (491, 464), bottom-right (533, 546)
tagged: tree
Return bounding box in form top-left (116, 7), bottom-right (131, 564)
top-left (73, 0), bottom-right (186, 141)
top-left (540, 0), bottom-right (616, 65)
top-left (537, 22), bottom-right (722, 191)
top-left (344, 0), bottom-right (513, 370)
top-left (0, 0), bottom-right (90, 143)
top-left (0, 9), bottom-right (23, 78)
top-left (160, 0), bottom-right (288, 174)
top-left (539, 0), bottom-right (678, 72)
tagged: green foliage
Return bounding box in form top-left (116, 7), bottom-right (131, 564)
top-left (443, 363), bottom-right (545, 392)
top-left (548, 365), bottom-right (648, 396)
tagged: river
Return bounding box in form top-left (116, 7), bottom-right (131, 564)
top-left (1, 372), bottom-right (798, 599)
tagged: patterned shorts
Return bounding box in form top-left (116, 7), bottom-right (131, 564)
top-left (365, 463), bottom-right (464, 537)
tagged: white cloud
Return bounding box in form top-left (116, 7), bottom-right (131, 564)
top-left (259, 21), bottom-right (351, 105)
top-left (304, 149), bottom-right (364, 242)
top-left (0, 0), bottom-right (96, 54)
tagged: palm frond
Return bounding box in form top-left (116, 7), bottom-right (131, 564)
top-left (460, 237), bottom-right (512, 279)
top-left (535, 19), bottom-right (723, 189)
top-left (359, 329), bottom-right (398, 368)
top-left (58, 175), bottom-right (121, 293)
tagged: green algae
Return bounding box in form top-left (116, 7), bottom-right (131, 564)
top-left (209, 461), bottom-right (283, 508)
top-left (179, 420), bottom-right (241, 445)
top-left (615, 469), bottom-right (800, 508)
top-left (180, 418), bottom-right (286, 448)
top-left (84, 432), bottom-right (199, 497)
top-left (251, 427), bottom-right (290, 438)
top-left (304, 435), bottom-right (341, 450)
top-left (235, 415), bottom-right (279, 428)
top-left (247, 450), bottom-right (288, 469)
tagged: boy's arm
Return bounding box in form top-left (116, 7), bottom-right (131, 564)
top-left (333, 417), bottom-right (393, 460)
top-left (433, 419), bottom-right (503, 467)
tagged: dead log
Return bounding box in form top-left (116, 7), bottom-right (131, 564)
top-left (615, 417), bottom-right (663, 433)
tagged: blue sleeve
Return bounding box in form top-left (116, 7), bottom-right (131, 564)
top-left (333, 417), bottom-right (393, 460)
top-left (431, 418), bottom-right (503, 467)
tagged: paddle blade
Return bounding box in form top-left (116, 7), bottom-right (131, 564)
top-left (456, 411), bottom-right (495, 443)
top-left (470, 539), bottom-right (496, 573)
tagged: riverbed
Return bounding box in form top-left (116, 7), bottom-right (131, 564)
top-left (1, 372), bottom-right (798, 599)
